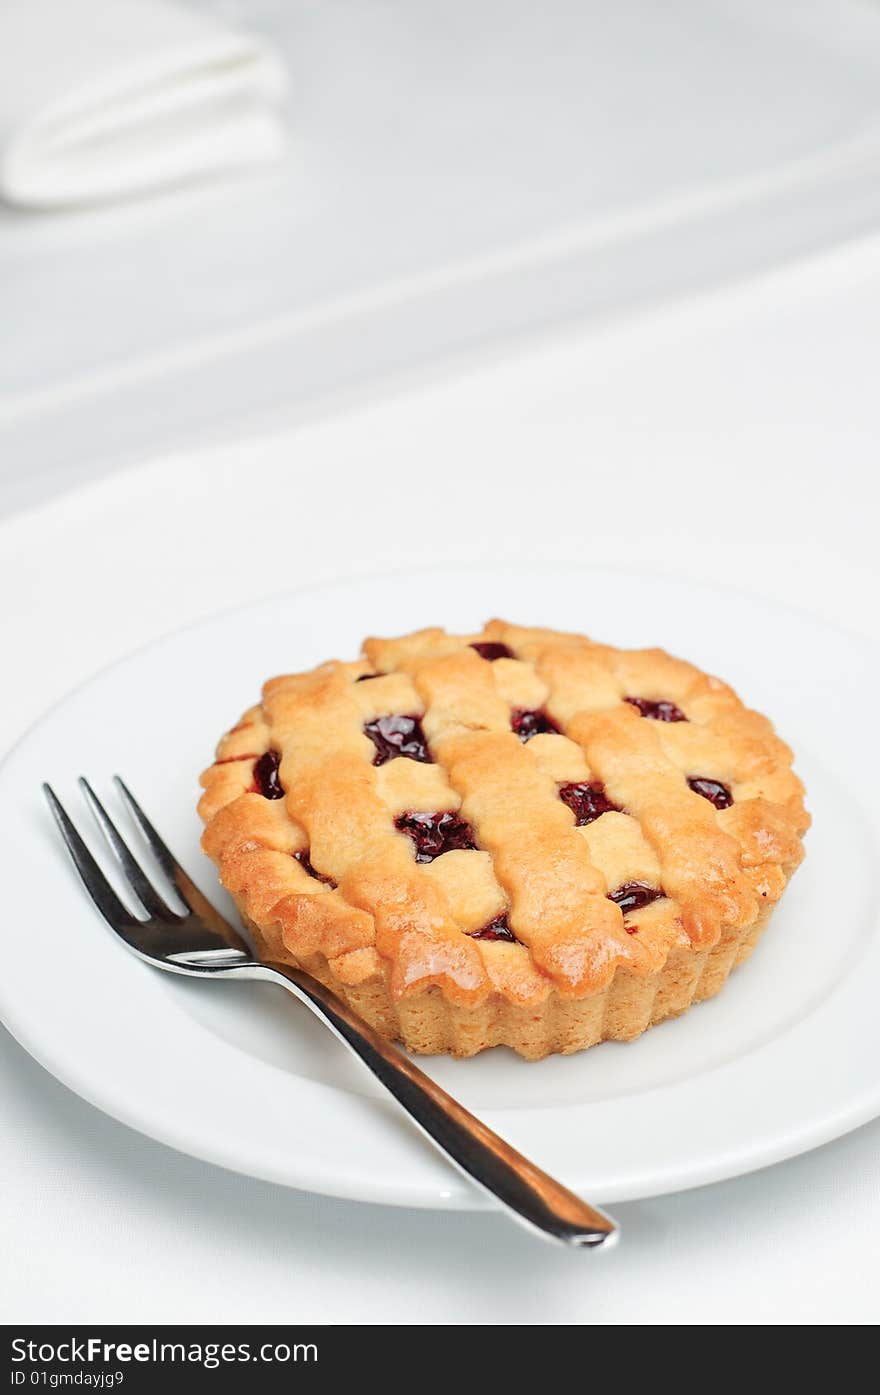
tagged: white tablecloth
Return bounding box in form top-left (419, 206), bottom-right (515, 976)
top-left (1, 240), bottom-right (879, 1324)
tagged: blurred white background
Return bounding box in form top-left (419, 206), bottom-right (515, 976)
top-left (5, 0), bottom-right (880, 510)
top-left (1, 0), bottom-right (879, 1326)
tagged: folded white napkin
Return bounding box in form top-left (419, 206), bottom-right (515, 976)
top-left (0, 0), bottom-right (288, 208)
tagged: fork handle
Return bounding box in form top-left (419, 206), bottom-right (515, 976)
top-left (258, 962), bottom-right (616, 1248)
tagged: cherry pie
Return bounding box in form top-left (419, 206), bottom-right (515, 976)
top-left (199, 621), bottom-right (808, 1059)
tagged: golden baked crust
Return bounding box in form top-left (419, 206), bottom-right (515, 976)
top-left (198, 621), bottom-right (809, 1059)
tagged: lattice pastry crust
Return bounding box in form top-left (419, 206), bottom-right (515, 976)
top-left (199, 622), bottom-right (809, 1059)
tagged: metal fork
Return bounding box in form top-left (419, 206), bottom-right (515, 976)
top-left (42, 776), bottom-right (617, 1248)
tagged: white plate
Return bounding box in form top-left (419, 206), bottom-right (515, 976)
top-left (1, 565), bottom-right (877, 1209)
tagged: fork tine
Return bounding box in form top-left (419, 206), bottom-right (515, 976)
top-left (78, 778), bottom-right (179, 921)
top-left (42, 783), bottom-right (141, 932)
top-left (112, 775), bottom-right (236, 936)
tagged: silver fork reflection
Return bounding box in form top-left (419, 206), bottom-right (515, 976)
top-left (43, 776), bottom-right (618, 1249)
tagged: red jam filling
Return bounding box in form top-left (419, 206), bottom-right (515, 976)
top-left (558, 781), bottom-right (621, 826)
top-left (470, 913), bottom-right (517, 942)
top-left (395, 811), bottom-right (477, 863)
top-left (608, 881), bottom-right (663, 915)
top-left (294, 850), bottom-right (336, 887)
top-left (511, 708), bottom-right (560, 742)
top-left (624, 697), bottom-right (687, 722)
top-left (471, 642), bottom-right (513, 661)
top-left (688, 776), bottom-right (734, 809)
top-left (252, 750), bottom-right (284, 799)
top-left (364, 714), bottom-right (433, 765)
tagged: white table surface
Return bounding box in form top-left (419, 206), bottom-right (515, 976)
top-left (1, 232), bottom-right (879, 1323)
